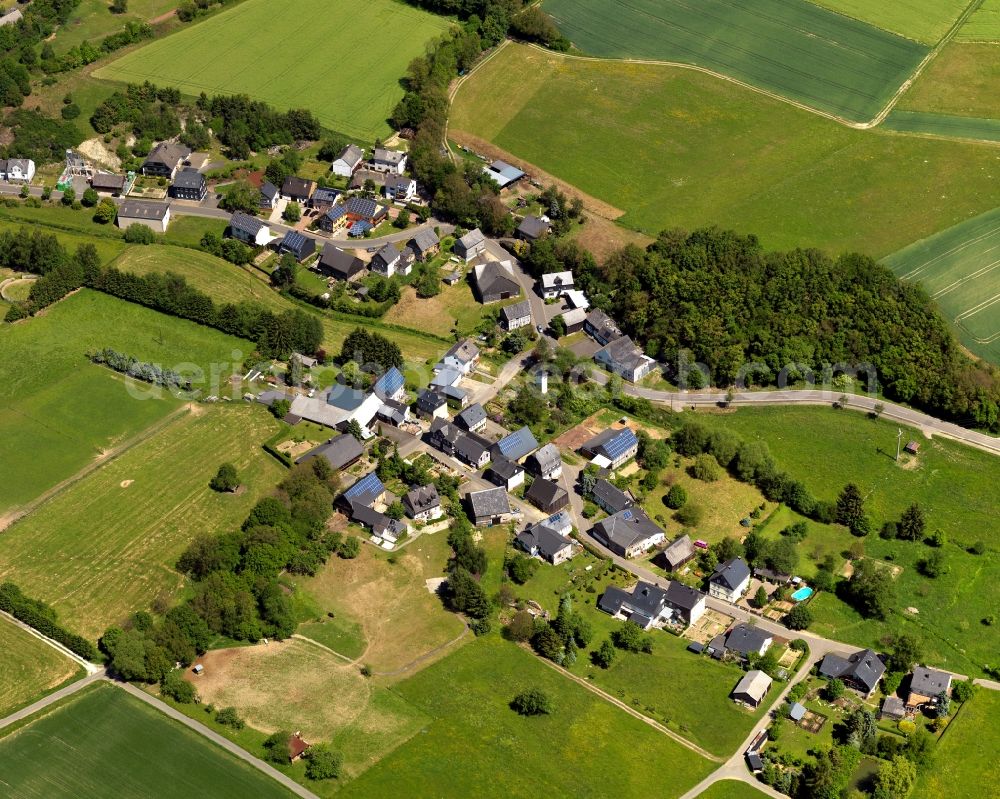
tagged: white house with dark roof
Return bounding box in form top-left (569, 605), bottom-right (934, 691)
top-left (595, 336), bottom-right (656, 383)
top-left (0, 158), bottom-right (35, 183)
top-left (371, 148), bottom-right (407, 174)
top-left (229, 212), bottom-right (272, 247)
top-left (415, 389), bottom-right (448, 420)
top-left (501, 300), bottom-right (532, 331)
top-left (590, 478), bottom-right (633, 515)
top-left (331, 144), bottom-right (364, 178)
top-left (466, 486), bottom-right (519, 527)
top-left (819, 649), bottom-right (886, 698)
top-left (403, 484), bottom-right (443, 522)
top-left (441, 339), bottom-right (480, 375)
top-left (589, 507), bottom-right (665, 559)
top-left (383, 174), bottom-right (417, 202)
top-left (454, 228), bottom-right (487, 262)
top-left (373, 366), bottom-right (406, 403)
top-left (370, 242), bottom-right (405, 277)
top-left (142, 141), bottom-right (190, 179)
top-left (259, 181), bottom-right (279, 209)
top-left (428, 419), bottom-right (491, 469)
top-left (598, 581), bottom-right (670, 630)
top-left (456, 403), bottom-right (487, 433)
top-left (710, 558), bottom-right (752, 603)
top-left (485, 458), bottom-right (524, 491)
top-left (515, 521), bottom-right (576, 565)
top-left (907, 666), bottom-right (952, 710)
top-left (289, 384), bottom-right (381, 435)
top-left (584, 309), bottom-right (623, 346)
top-left (117, 200), bottom-right (171, 233)
top-left (723, 623), bottom-right (773, 660)
top-left (540, 271), bottom-right (574, 300)
top-left (525, 443), bottom-right (562, 480)
top-left (664, 582), bottom-right (707, 627)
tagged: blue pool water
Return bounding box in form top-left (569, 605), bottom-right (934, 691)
top-left (791, 587), bottom-right (813, 602)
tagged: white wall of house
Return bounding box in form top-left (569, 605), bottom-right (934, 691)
top-left (709, 574), bottom-right (750, 603)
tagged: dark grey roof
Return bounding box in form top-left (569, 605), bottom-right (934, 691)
top-left (172, 168), bottom-right (205, 189)
top-left (591, 478), bottom-right (633, 513)
top-left (599, 581), bottom-right (668, 619)
top-left (454, 431), bottom-right (489, 464)
top-left (910, 666), bottom-right (951, 698)
top-left (318, 244), bottom-right (363, 278)
top-left (91, 172), bottom-right (126, 190)
top-left (590, 507), bottom-right (664, 552)
top-left (724, 624), bottom-right (772, 657)
top-left (525, 478), bottom-right (567, 509)
top-left (662, 535), bottom-right (695, 570)
top-left (403, 484), bottom-right (440, 516)
top-left (501, 300), bottom-right (531, 323)
top-left (335, 144), bottom-right (364, 167)
top-left (516, 524), bottom-right (572, 560)
top-left (486, 458), bottom-right (523, 484)
top-left (416, 388), bottom-right (447, 413)
top-left (260, 181), bottom-right (279, 200)
top-left (818, 649), bottom-right (886, 694)
top-left (373, 242), bottom-right (401, 266)
top-left (582, 427), bottom-right (639, 460)
top-left (230, 211), bottom-right (265, 237)
top-left (585, 308), bottom-right (622, 339)
top-left (312, 187), bottom-right (341, 205)
top-left (711, 558), bottom-right (752, 591)
top-left (473, 261), bottom-right (520, 299)
top-left (597, 335), bottom-right (651, 372)
top-left (118, 200), bottom-right (169, 221)
top-left (664, 581), bottom-right (706, 612)
top-left (344, 196), bottom-right (381, 218)
top-left (280, 230), bottom-right (312, 255)
top-left (409, 228), bottom-right (439, 254)
top-left (296, 433), bottom-right (363, 470)
top-left (281, 176), bottom-right (314, 197)
top-left (491, 426), bottom-right (539, 462)
top-left (144, 141), bottom-right (190, 168)
top-left (527, 443), bottom-right (562, 476)
top-left (467, 487), bottom-right (511, 518)
top-left (517, 214), bottom-right (550, 238)
top-left (456, 403), bottom-right (486, 430)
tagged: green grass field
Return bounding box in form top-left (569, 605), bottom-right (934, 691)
top-left (543, 0), bottom-right (927, 123)
top-left (451, 44), bottom-right (1000, 257)
top-left (958, 0), bottom-right (1000, 40)
top-left (0, 289), bottom-right (253, 514)
top-left (0, 404), bottom-right (283, 640)
top-left (52, 0), bottom-right (177, 55)
top-left (338, 636), bottom-right (714, 798)
top-left (696, 406), bottom-right (1000, 675)
top-left (695, 780), bottom-right (773, 799)
top-left (912, 689), bottom-right (1000, 798)
top-left (882, 205), bottom-right (1000, 365)
top-left (0, 683), bottom-right (293, 798)
top-left (897, 42), bottom-right (1000, 118)
top-left (94, 0), bottom-right (451, 139)
top-left (882, 110), bottom-right (1000, 141)
top-left (0, 617), bottom-right (80, 717)
top-left (805, 0), bottom-right (970, 44)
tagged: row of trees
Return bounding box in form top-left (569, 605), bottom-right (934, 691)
top-left (0, 581), bottom-right (97, 660)
top-left (89, 347), bottom-right (192, 390)
top-left (577, 228), bottom-right (1000, 431)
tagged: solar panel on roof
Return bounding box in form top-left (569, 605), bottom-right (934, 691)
top-left (604, 429), bottom-right (638, 459)
top-left (622, 510), bottom-right (633, 520)
top-left (345, 472), bottom-right (384, 499)
top-left (375, 367), bottom-right (404, 396)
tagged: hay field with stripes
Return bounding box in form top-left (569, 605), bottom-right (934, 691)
top-left (884, 207), bottom-right (1000, 364)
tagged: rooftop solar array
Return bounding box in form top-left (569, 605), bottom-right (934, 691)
top-left (496, 426), bottom-right (539, 460)
top-left (602, 428), bottom-right (638, 459)
top-left (345, 471), bottom-right (384, 500)
top-left (374, 366), bottom-right (404, 397)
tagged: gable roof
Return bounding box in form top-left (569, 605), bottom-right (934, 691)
top-left (91, 172), bottom-right (126, 191)
top-left (599, 581), bottom-right (668, 621)
top-left (230, 211), bottom-right (265, 238)
top-left (280, 230), bottom-right (311, 255)
top-left (457, 403), bottom-right (487, 429)
top-left (260, 181), bottom-right (279, 200)
top-left (591, 478), bottom-right (633, 513)
top-left (416, 388), bottom-right (447, 413)
top-left (467, 486), bottom-right (512, 518)
top-left (910, 665), bottom-right (951, 698)
top-left (486, 458), bottom-right (523, 484)
top-left (662, 534), bottom-right (696, 569)
top-left (733, 670), bottom-right (772, 702)
top-left (312, 187), bottom-right (341, 204)
top-left (591, 507), bottom-right (664, 552)
top-left (373, 148), bottom-right (406, 165)
top-left (431, 366), bottom-right (462, 388)
top-left (373, 367), bottom-right (405, 400)
top-left (541, 271), bottom-right (573, 290)
top-left (664, 581), bottom-right (706, 612)
top-left (281, 176), bottom-right (314, 197)
top-left (296, 433), bottom-right (363, 470)
top-left (528, 443), bottom-right (562, 475)
top-left (525, 478), bottom-right (567, 509)
top-left (335, 144), bottom-right (364, 167)
top-left (410, 228), bottom-right (439, 253)
top-left (404, 484), bottom-right (440, 514)
top-left (724, 623), bottom-right (772, 656)
top-left (596, 336), bottom-right (654, 373)
top-left (711, 558), bottom-right (752, 591)
top-left (344, 471), bottom-right (385, 505)
top-left (373, 242), bottom-right (401, 266)
top-left (172, 168), bottom-right (205, 189)
top-left (483, 160), bottom-right (525, 188)
top-left (326, 384), bottom-right (369, 412)
top-left (144, 141), bottom-right (190, 168)
top-left (118, 200), bottom-right (169, 221)
top-left (585, 308), bottom-right (622, 340)
top-left (457, 228), bottom-right (485, 251)
top-left (344, 196), bottom-right (381, 219)
top-left (319, 244), bottom-right (363, 277)
top-left (818, 649), bottom-right (885, 694)
top-left (501, 300), bottom-right (531, 324)
top-left (518, 215), bottom-right (550, 238)
top-left (473, 260), bottom-right (520, 299)
top-left (492, 426), bottom-right (539, 462)
top-left (444, 339), bottom-right (479, 365)
top-left (583, 427), bottom-right (639, 461)
top-left (516, 523), bottom-right (572, 560)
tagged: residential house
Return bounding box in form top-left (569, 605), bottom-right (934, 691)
top-left (408, 228), bottom-right (440, 261)
top-left (384, 173), bottom-right (417, 202)
top-left (541, 510), bottom-right (572, 537)
top-left (278, 231), bottom-right (316, 262)
top-left (490, 426), bottom-right (539, 464)
top-left (818, 649), bottom-right (886, 699)
top-left (517, 214), bottom-right (551, 242)
top-left (525, 478), bottom-right (569, 514)
top-left (403, 484), bottom-right (443, 522)
top-left (466, 486), bottom-right (518, 527)
top-left (310, 187), bottom-right (341, 211)
top-left (754, 567), bottom-right (792, 585)
top-left (565, 289), bottom-right (589, 310)
top-left (880, 697), bottom-right (906, 722)
top-left (454, 228), bottom-right (487, 262)
top-left (0, 159), bottom-right (34, 183)
top-left (415, 388), bottom-right (448, 419)
top-left (427, 419), bottom-right (491, 469)
top-left (501, 300), bottom-right (532, 331)
top-left (482, 159), bottom-right (525, 189)
top-left (287, 733), bottom-right (311, 762)
top-left (373, 366), bottom-right (406, 403)
top-left (316, 244), bottom-right (364, 281)
top-left (723, 623), bottom-right (773, 660)
top-left (296, 434), bottom-right (363, 471)
top-left (90, 172), bottom-right (126, 195)
top-left (598, 581), bottom-right (670, 630)
top-left (229, 212), bottom-right (272, 247)
top-left (351, 502), bottom-right (408, 543)
top-left (709, 558), bottom-right (752, 603)
top-left (595, 336), bottom-right (656, 383)
top-left (317, 205), bottom-right (348, 233)
top-left (659, 534), bottom-right (696, 573)
top-left (376, 399), bottom-right (410, 427)
top-left (441, 339), bottom-right (480, 375)
top-left (169, 168), bottom-right (207, 201)
top-left (116, 200), bottom-right (171, 233)
top-left (589, 507), bottom-right (666, 559)
top-left (472, 260), bottom-right (520, 304)
top-left (259, 181), bottom-right (279, 210)
top-left (540, 271), bottom-right (574, 299)
top-left (342, 471), bottom-right (386, 510)
top-left (664, 582), bottom-right (707, 627)
top-left (330, 144), bottom-right (364, 178)
top-left (280, 176), bottom-right (316, 203)
top-left (560, 308), bottom-right (587, 336)
top-left (907, 666), bottom-right (952, 710)
top-left (343, 196), bottom-right (387, 225)
top-left (288, 384), bottom-right (381, 434)
top-left (431, 367), bottom-right (462, 390)
top-left (581, 427), bottom-right (639, 469)
top-left (515, 522), bottom-right (576, 565)
top-left (371, 148), bottom-right (407, 174)
top-left (525, 443), bottom-right (562, 480)
top-left (732, 670), bottom-right (773, 709)
top-left (584, 309), bottom-right (623, 346)
top-left (456, 403), bottom-right (487, 433)
top-left (590, 478), bottom-right (634, 515)
top-left (370, 242), bottom-right (404, 277)
top-left (349, 168), bottom-right (385, 191)
top-left (142, 142), bottom-right (191, 179)
top-left (484, 458), bottom-right (525, 491)
top-left (441, 384), bottom-right (468, 409)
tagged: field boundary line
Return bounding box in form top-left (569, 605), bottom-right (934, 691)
top-left (291, 633), bottom-right (356, 664)
top-left (0, 403), bottom-right (192, 533)
top-left (0, 669), bottom-right (106, 732)
top-left (532, 651), bottom-right (724, 762)
top-left (445, 39), bottom-right (513, 162)
top-left (114, 680), bottom-right (321, 799)
top-left (0, 610), bottom-right (100, 674)
top-left (370, 621), bottom-right (470, 677)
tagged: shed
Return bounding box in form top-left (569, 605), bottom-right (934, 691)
top-left (904, 440), bottom-right (920, 455)
top-left (687, 641), bottom-right (704, 654)
top-left (789, 702), bottom-right (807, 721)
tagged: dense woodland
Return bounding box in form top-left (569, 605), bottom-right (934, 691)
top-left (562, 228), bottom-right (1000, 431)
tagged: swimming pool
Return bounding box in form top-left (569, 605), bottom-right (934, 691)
top-left (791, 587), bottom-right (813, 602)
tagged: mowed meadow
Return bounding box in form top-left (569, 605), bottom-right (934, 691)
top-left (0, 404), bottom-right (283, 640)
top-left (543, 0), bottom-right (927, 122)
top-left (883, 205), bottom-right (1000, 365)
top-left (0, 290), bottom-right (251, 515)
top-left (450, 43), bottom-right (1000, 257)
top-left (0, 617), bottom-right (80, 716)
top-left (94, 0), bottom-right (451, 139)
